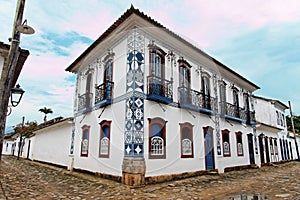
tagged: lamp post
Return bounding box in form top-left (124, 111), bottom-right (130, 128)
top-left (0, 0), bottom-right (34, 161)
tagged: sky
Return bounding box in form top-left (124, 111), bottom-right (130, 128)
top-left (1, 0), bottom-right (300, 131)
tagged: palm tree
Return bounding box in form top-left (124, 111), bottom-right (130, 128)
top-left (39, 107), bottom-right (53, 122)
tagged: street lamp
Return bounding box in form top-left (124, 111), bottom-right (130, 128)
top-left (10, 84), bottom-right (25, 107)
top-left (0, 0), bottom-right (34, 161)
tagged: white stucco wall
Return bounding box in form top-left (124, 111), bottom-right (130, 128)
top-left (28, 121), bottom-right (72, 167)
top-left (217, 119), bottom-right (255, 172)
top-left (254, 97), bottom-right (287, 130)
top-left (2, 140), bottom-right (15, 155)
top-left (144, 101), bottom-right (212, 176)
top-left (73, 100), bottom-right (125, 177)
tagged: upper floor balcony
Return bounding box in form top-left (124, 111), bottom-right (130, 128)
top-left (95, 81), bottom-right (114, 108)
top-left (221, 102), bottom-right (255, 124)
top-left (178, 86), bottom-right (215, 114)
top-left (78, 92), bottom-right (93, 113)
top-left (146, 75), bottom-right (173, 104)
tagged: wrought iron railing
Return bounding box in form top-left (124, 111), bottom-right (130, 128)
top-left (95, 81), bottom-right (114, 105)
top-left (178, 86), bottom-right (215, 111)
top-left (246, 110), bottom-right (256, 124)
top-left (78, 92), bottom-right (93, 112)
top-left (221, 102), bottom-right (247, 121)
top-left (147, 75), bottom-right (173, 100)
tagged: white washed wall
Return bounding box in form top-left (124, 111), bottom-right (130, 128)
top-left (256, 127), bottom-right (281, 163)
top-left (218, 119), bottom-right (254, 172)
top-left (73, 100), bottom-right (125, 176)
top-left (144, 101), bottom-right (212, 176)
top-left (29, 122), bottom-right (72, 167)
top-left (2, 140), bottom-right (15, 155)
top-left (72, 35), bottom-right (128, 177)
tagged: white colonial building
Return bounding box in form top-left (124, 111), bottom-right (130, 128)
top-left (2, 6), bottom-right (299, 187)
top-left (65, 6), bottom-right (265, 186)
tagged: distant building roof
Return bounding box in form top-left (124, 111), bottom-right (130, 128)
top-left (253, 95), bottom-right (289, 110)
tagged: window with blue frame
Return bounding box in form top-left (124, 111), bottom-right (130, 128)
top-left (179, 63), bottom-right (190, 88)
top-left (104, 59), bottom-right (113, 82)
top-left (201, 73), bottom-right (211, 109)
top-left (232, 88), bottom-right (240, 118)
top-left (99, 120), bottom-right (111, 158)
top-left (148, 118), bottom-right (167, 159)
top-left (148, 47), bottom-right (166, 96)
top-left (180, 123), bottom-right (194, 158)
top-left (178, 60), bottom-right (191, 104)
top-left (222, 129), bottom-right (231, 157)
top-left (81, 125), bottom-right (90, 157)
top-left (236, 131), bottom-right (243, 156)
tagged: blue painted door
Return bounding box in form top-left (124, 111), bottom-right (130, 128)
top-left (204, 128), bottom-right (215, 170)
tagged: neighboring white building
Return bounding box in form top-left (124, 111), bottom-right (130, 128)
top-left (23, 117), bottom-right (73, 167)
top-left (253, 95), bottom-right (299, 164)
top-left (2, 133), bottom-right (17, 155)
top-left (2, 117), bottom-right (73, 166)
top-left (65, 6), bottom-right (263, 186)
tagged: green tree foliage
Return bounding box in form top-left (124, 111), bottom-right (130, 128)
top-left (286, 115), bottom-right (300, 133)
top-left (38, 107), bottom-right (53, 122)
top-left (14, 121), bottom-right (38, 136)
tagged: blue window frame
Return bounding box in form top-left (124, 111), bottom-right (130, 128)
top-left (81, 125), bottom-right (90, 157)
top-left (99, 120), bottom-right (111, 158)
top-left (148, 118), bottom-right (167, 159)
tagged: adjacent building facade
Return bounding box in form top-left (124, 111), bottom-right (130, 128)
top-left (254, 96), bottom-right (299, 164)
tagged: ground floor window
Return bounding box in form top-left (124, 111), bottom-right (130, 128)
top-left (81, 125), bottom-right (90, 157)
top-left (180, 122), bottom-right (194, 158)
top-left (274, 139), bottom-right (278, 155)
top-left (270, 138), bottom-right (274, 155)
top-left (148, 117), bottom-right (167, 159)
top-left (236, 131), bottom-right (243, 156)
top-left (222, 129), bottom-right (231, 156)
top-left (99, 120), bottom-right (111, 158)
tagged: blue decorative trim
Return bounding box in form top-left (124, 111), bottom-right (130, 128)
top-left (225, 114), bottom-right (246, 124)
top-left (77, 107), bottom-right (92, 114)
top-left (124, 29), bottom-right (145, 157)
top-left (146, 94), bottom-right (173, 104)
top-left (94, 99), bottom-right (112, 108)
top-left (70, 121), bottom-right (75, 155)
top-left (179, 103), bottom-right (215, 115)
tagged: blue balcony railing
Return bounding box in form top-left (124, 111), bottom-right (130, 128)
top-left (95, 81), bottom-right (114, 107)
top-left (220, 102), bottom-right (247, 122)
top-left (78, 92), bottom-right (93, 113)
top-left (147, 75), bottom-right (173, 104)
top-left (178, 86), bottom-right (215, 114)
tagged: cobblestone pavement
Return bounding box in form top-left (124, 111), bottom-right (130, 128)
top-left (0, 156), bottom-right (299, 200)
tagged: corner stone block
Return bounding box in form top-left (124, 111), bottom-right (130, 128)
top-left (122, 157), bottom-right (146, 186)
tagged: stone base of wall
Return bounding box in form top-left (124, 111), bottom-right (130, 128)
top-left (122, 157), bottom-right (146, 187)
top-left (224, 164), bottom-right (258, 172)
top-left (145, 169), bottom-right (218, 184)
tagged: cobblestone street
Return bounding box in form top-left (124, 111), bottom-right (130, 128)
top-left (0, 155), bottom-right (299, 200)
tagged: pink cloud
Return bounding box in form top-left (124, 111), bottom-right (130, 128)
top-left (147, 0), bottom-right (300, 47)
